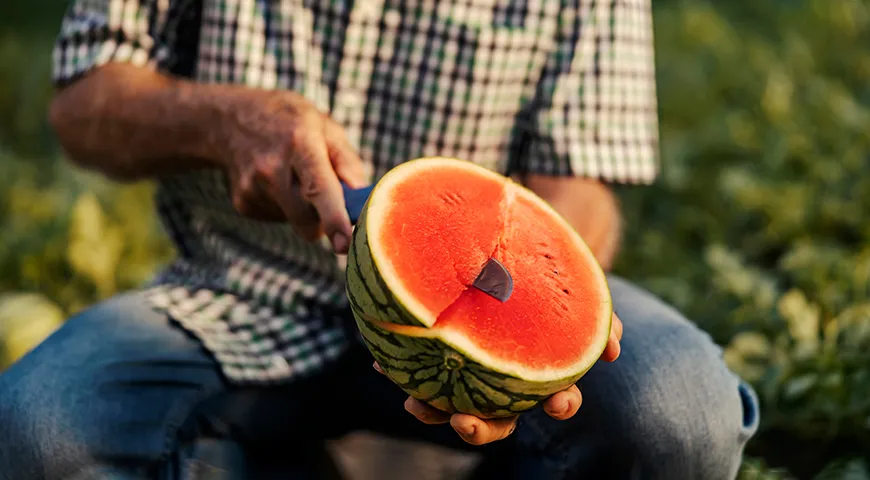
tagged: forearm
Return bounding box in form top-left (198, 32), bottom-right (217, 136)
top-left (48, 63), bottom-right (231, 180)
top-left (521, 175), bottom-right (622, 270)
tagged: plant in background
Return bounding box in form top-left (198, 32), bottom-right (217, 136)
top-left (0, 151), bottom-right (174, 366)
top-left (1, 0), bottom-right (869, 477)
top-left (616, 0), bottom-right (870, 477)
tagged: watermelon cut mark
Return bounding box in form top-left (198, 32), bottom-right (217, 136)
top-left (365, 158), bottom-right (612, 380)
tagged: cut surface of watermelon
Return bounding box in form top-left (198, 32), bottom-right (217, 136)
top-left (363, 157), bottom-right (612, 383)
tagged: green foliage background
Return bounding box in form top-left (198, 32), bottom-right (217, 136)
top-left (1, 0), bottom-right (868, 478)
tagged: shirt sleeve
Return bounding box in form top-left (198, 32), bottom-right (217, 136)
top-left (513, 0), bottom-right (660, 185)
top-left (52, 0), bottom-right (178, 87)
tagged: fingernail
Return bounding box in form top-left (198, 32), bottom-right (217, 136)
top-left (455, 424), bottom-right (475, 437)
top-left (332, 232), bottom-right (349, 252)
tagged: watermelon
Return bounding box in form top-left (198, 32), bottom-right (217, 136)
top-left (345, 157), bottom-right (612, 419)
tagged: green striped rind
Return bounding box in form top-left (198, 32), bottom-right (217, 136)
top-left (351, 306), bottom-right (588, 418)
top-left (345, 202), bottom-right (427, 327)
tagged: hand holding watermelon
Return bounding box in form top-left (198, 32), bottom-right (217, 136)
top-left (375, 313), bottom-right (623, 445)
top-left (347, 158), bottom-right (624, 447)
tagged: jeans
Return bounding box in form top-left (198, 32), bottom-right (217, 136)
top-left (0, 276), bottom-right (759, 480)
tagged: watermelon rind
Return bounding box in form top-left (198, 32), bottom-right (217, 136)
top-left (345, 157), bottom-right (613, 418)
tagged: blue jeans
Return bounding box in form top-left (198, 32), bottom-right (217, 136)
top-left (0, 276), bottom-right (759, 480)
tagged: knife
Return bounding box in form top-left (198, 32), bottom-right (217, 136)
top-left (341, 182), bottom-right (513, 303)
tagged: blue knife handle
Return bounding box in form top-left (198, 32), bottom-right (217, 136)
top-left (342, 182), bottom-right (374, 224)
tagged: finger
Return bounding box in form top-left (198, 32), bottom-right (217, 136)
top-left (244, 177), bottom-right (289, 221)
top-left (329, 143), bottom-right (368, 189)
top-left (613, 312), bottom-right (624, 341)
top-left (600, 329), bottom-right (621, 362)
top-left (404, 397), bottom-right (451, 425)
top-left (600, 313), bottom-right (623, 363)
top-left (290, 123), bottom-right (353, 254)
top-left (278, 183), bottom-right (325, 241)
top-left (248, 152), bottom-right (321, 226)
top-left (373, 361), bottom-right (385, 375)
top-left (229, 170), bottom-right (286, 222)
top-left (542, 385), bottom-right (582, 420)
top-left (324, 119), bottom-right (368, 188)
top-left (292, 222), bottom-right (326, 242)
top-left (450, 414), bottom-right (518, 446)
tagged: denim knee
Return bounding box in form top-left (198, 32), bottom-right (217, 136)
top-left (515, 277), bottom-right (760, 480)
top-left (607, 277), bottom-right (759, 477)
top-left (610, 325), bottom-right (759, 479)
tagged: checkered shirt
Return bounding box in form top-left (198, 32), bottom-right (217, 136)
top-left (52, 0), bottom-right (660, 385)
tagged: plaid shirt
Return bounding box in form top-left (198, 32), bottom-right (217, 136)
top-left (53, 0), bottom-right (660, 385)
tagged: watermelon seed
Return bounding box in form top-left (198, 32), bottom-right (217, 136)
top-left (553, 269), bottom-right (559, 275)
top-left (544, 254), bottom-right (553, 259)
top-left (563, 289), bottom-right (570, 294)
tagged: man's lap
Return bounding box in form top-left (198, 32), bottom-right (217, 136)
top-left (0, 275), bottom-right (759, 480)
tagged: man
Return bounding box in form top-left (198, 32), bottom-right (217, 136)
top-left (0, 0), bottom-right (759, 478)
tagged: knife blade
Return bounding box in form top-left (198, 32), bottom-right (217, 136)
top-left (342, 182), bottom-right (513, 302)
top-left (470, 257), bottom-right (514, 303)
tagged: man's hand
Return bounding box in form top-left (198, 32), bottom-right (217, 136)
top-left (375, 313), bottom-right (623, 446)
top-left (48, 63), bottom-right (367, 254)
top-left (216, 89), bottom-right (367, 251)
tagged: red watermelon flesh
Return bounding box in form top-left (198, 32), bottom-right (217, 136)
top-left (363, 158), bottom-right (612, 380)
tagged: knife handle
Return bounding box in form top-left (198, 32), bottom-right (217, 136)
top-left (342, 182), bottom-right (374, 224)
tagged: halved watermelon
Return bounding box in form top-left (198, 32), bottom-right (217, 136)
top-left (345, 157), bottom-right (612, 418)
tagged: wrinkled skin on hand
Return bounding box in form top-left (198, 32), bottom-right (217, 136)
top-left (374, 313), bottom-right (624, 446)
top-left (218, 90), bottom-right (367, 252)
